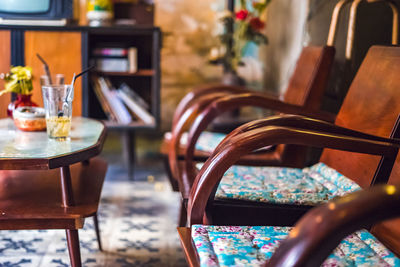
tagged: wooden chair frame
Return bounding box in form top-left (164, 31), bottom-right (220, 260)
top-left (344, 0), bottom-right (399, 59)
top-left (164, 36), bottom-right (340, 188)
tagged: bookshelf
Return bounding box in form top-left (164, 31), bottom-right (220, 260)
top-left (94, 70), bottom-right (155, 77)
top-left (85, 26), bottom-right (161, 128)
top-left (85, 26), bottom-right (161, 180)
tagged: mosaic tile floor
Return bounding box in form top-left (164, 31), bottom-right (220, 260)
top-left (0, 163), bottom-right (187, 267)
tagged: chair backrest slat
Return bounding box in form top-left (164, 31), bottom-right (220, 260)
top-left (277, 46), bottom-right (335, 167)
top-left (283, 46), bottom-right (335, 110)
top-left (320, 46), bottom-right (400, 188)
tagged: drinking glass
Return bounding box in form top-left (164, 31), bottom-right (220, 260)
top-left (41, 84), bottom-right (73, 140)
top-left (40, 74), bottom-right (65, 86)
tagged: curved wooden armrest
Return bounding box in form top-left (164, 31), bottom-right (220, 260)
top-left (265, 185), bottom-right (400, 267)
top-left (187, 126), bottom-right (400, 225)
top-left (168, 92), bottom-right (231, 182)
top-left (184, 93), bottom-right (336, 182)
top-left (172, 84), bottom-right (259, 127)
top-left (214, 114), bottom-right (400, 154)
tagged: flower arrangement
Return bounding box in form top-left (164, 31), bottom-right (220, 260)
top-left (211, 0), bottom-right (271, 73)
top-left (87, 0), bottom-right (113, 12)
top-left (0, 66), bottom-right (33, 96)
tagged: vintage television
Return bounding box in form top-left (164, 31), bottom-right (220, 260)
top-left (0, 0), bottom-right (73, 26)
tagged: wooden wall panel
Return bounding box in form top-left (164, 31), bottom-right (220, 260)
top-left (24, 31), bottom-right (82, 116)
top-left (0, 30), bottom-right (11, 118)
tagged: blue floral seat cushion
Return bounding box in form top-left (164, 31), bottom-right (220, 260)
top-left (192, 225), bottom-right (400, 267)
top-left (180, 131), bottom-right (227, 153)
top-left (196, 162), bottom-right (361, 206)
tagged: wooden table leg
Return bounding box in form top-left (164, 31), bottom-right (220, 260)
top-left (93, 213), bottom-right (103, 251)
top-left (60, 165), bottom-right (75, 207)
top-left (61, 166), bottom-right (82, 266)
top-left (66, 229), bottom-right (82, 267)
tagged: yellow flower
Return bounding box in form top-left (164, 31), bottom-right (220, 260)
top-left (10, 66), bottom-right (32, 80)
top-left (0, 66), bottom-right (33, 96)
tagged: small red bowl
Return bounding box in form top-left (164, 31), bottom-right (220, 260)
top-left (13, 106), bottom-right (46, 131)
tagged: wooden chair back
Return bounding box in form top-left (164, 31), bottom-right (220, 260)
top-left (273, 46), bottom-right (335, 167)
top-left (320, 46), bottom-right (400, 187)
top-left (283, 46), bottom-right (335, 111)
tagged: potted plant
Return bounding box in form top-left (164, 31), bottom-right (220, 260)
top-left (0, 66), bottom-right (37, 117)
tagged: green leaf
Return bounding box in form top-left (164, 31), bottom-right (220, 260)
top-left (253, 32), bottom-right (269, 45)
top-left (253, 3), bottom-right (267, 13)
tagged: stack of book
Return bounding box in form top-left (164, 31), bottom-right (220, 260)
top-left (92, 47), bottom-right (131, 72)
top-left (91, 75), bottom-right (155, 125)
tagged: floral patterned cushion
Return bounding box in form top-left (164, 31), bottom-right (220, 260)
top-left (180, 131), bottom-right (227, 153)
top-left (194, 162), bottom-right (361, 206)
top-left (192, 225), bottom-right (400, 267)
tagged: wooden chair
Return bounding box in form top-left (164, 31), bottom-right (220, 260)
top-left (168, 44), bottom-right (336, 226)
top-left (183, 45), bottom-right (400, 227)
top-left (178, 184), bottom-right (400, 267)
top-left (163, 45), bottom-right (335, 192)
top-left (168, 45), bottom-right (336, 192)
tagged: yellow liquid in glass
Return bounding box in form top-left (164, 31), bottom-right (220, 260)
top-left (46, 116), bottom-right (71, 138)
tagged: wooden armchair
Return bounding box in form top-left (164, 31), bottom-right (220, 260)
top-left (178, 184), bottom-right (400, 267)
top-left (169, 46), bottom-right (335, 174)
top-left (166, 45), bottom-right (335, 187)
top-left (162, 45), bottom-right (335, 194)
top-left (164, 0), bottom-right (365, 191)
top-left (179, 45), bottom-right (400, 227)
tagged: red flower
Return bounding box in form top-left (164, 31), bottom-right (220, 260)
top-left (235, 9), bottom-right (249, 20)
top-left (249, 17), bottom-right (265, 31)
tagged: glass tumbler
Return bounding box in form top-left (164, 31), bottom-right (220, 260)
top-left (41, 84), bottom-right (73, 140)
top-left (40, 74), bottom-right (65, 87)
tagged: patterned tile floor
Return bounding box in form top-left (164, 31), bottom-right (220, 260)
top-left (0, 162), bottom-right (187, 267)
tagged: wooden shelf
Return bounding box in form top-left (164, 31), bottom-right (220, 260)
top-left (0, 157), bottom-right (107, 226)
top-left (103, 120), bottom-right (156, 130)
top-left (95, 69), bottom-right (155, 77)
top-left (112, 0), bottom-right (135, 3)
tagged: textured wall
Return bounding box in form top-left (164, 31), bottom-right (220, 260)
top-left (262, 0), bottom-right (309, 94)
top-left (154, 0), bottom-right (224, 130)
top-left (154, 0), bottom-right (310, 130)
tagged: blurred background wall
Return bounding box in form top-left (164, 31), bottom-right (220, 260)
top-left (154, 0), bottom-right (397, 130)
top-left (154, 0), bottom-right (224, 130)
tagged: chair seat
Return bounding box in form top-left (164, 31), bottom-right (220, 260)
top-left (192, 225), bottom-right (400, 267)
top-left (196, 163), bottom-right (361, 206)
